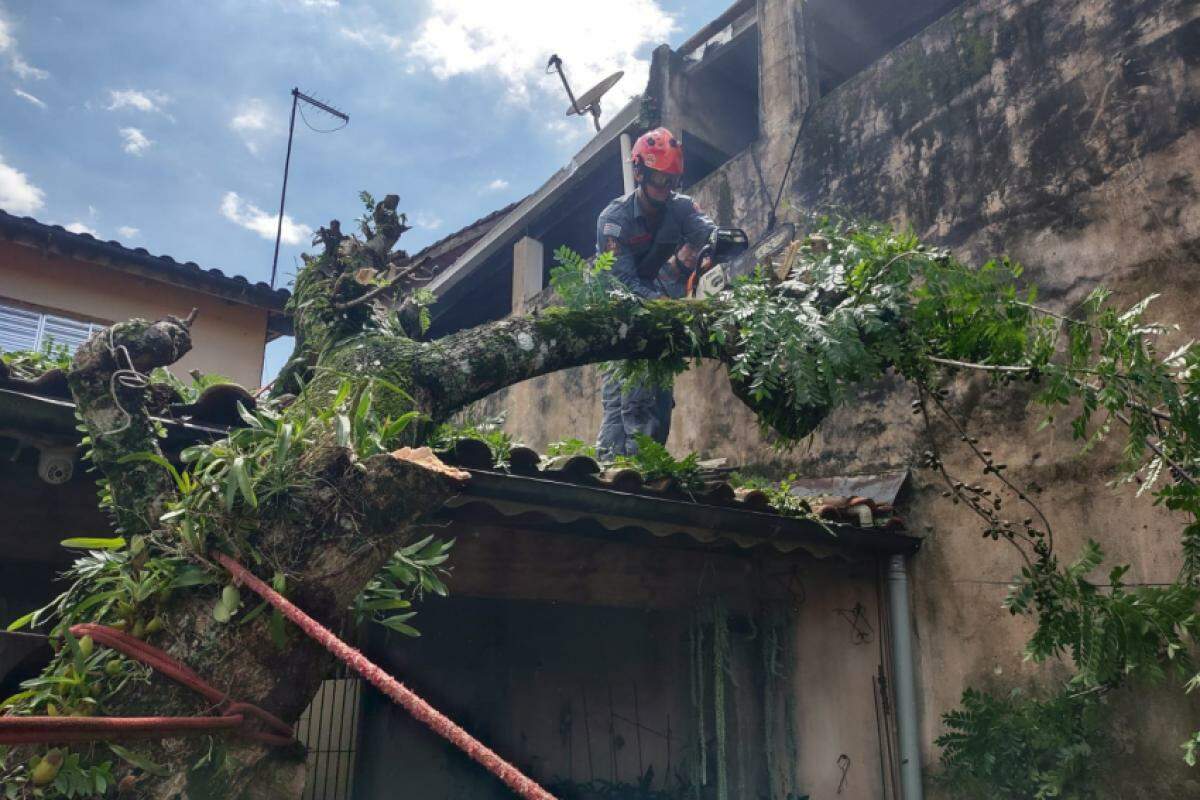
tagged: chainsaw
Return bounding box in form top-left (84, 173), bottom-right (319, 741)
top-left (686, 222), bottom-right (798, 298)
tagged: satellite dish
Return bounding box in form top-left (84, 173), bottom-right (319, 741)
top-left (565, 70), bottom-right (624, 118)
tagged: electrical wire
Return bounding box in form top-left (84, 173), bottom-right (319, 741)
top-left (768, 104), bottom-right (815, 231)
top-left (298, 100), bottom-right (349, 133)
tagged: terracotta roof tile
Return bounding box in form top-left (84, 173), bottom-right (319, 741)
top-left (0, 209), bottom-right (289, 311)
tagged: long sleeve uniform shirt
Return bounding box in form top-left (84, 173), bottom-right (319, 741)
top-left (595, 190), bottom-right (717, 298)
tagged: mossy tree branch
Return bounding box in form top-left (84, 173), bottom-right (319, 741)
top-left (66, 314), bottom-right (194, 536)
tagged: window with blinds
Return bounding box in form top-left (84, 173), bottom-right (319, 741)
top-left (0, 300), bottom-right (105, 356)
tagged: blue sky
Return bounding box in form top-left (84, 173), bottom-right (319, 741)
top-left (0, 0), bottom-right (729, 381)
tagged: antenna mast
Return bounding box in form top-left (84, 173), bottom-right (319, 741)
top-left (271, 88), bottom-right (350, 289)
top-left (546, 55), bottom-right (622, 133)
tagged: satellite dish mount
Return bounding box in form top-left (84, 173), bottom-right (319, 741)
top-left (546, 55), bottom-right (623, 133)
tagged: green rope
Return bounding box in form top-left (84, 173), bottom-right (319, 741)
top-left (713, 598), bottom-right (729, 800)
top-left (761, 607), bottom-right (802, 799)
top-left (783, 613), bottom-right (799, 795)
top-left (763, 613), bottom-right (780, 798)
top-left (690, 609), bottom-right (706, 798)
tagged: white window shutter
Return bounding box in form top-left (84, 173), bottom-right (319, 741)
top-left (41, 313), bottom-right (98, 355)
top-left (0, 302), bottom-right (41, 354)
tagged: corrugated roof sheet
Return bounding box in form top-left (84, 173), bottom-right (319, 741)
top-left (0, 372), bottom-right (917, 557)
top-left (434, 437), bottom-right (909, 535)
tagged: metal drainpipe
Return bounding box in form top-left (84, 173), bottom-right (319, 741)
top-left (620, 133), bottom-right (635, 194)
top-left (887, 554), bottom-right (925, 800)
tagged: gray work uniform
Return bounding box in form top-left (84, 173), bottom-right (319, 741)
top-left (593, 189), bottom-right (716, 458)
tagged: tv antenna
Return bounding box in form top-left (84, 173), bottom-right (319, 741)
top-left (271, 88), bottom-right (350, 289)
top-left (545, 55), bottom-right (623, 132)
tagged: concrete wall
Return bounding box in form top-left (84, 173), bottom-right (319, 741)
top-left (478, 0), bottom-right (1200, 795)
top-left (353, 521), bottom-right (894, 800)
top-left (1, 242), bottom-right (270, 387)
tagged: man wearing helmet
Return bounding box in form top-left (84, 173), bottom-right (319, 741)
top-left (594, 127), bottom-right (716, 457)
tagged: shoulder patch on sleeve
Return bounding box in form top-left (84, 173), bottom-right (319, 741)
top-left (604, 236), bottom-right (622, 254)
top-left (602, 221), bottom-right (622, 238)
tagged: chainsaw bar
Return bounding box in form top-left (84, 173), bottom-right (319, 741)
top-left (696, 222), bottom-right (798, 298)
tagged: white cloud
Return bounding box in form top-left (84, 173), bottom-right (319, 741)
top-left (64, 221), bottom-right (98, 236)
top-left (119, 127), bottom-right (153, 156)
top-left (220, 191), bottom-right (312, 245)
top-left (412, 211), bottom-right (443, 230)
top-left (483, 178), bottom-right (509, 192)
top-left (228, 98), bottom-right (280, 155)
top-left (0, 152), bottom-right (44, 215)
top-left (107, 89), bottom-right (170, 114)
top-left (0, 12), bottom-right (47, 80)
top-left (11, 55), bottom-right (46, 80)
top-left (13, 88), bottom-right (44, 108)
top-left (230, 100), bottom-right (271, 132)
top-left (407, 0), bottom-right (675, 113)
top-left (289, 0), bottom-right (338, 8)
top-left (339, 27), bottom-right (403, 50)
top-left (117, 225), bottom-right (139, 239)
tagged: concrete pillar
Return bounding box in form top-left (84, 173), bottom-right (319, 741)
top-left (756, 0), bottom-right (816, 143)
top-left (753, 0), bottom-right (820, 227)
top-left (511, 236), bottom-right (544, 315)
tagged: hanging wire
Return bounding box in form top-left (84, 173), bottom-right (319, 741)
top-left (298, 101), bottom-right (349, 134)
top-left (98, 327), bottom-right (150, 436)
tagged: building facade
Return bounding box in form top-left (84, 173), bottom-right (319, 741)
top-left (0, 211), bottom-right (289, 387)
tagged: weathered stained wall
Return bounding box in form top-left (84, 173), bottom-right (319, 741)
top-left (480, 0), bottom-right (1200, 795)
top-left (1, 242), bottom-right (270, 387)
top-left (353, 522), bottom-right (894, 800)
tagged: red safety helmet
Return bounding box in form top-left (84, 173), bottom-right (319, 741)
top-left (631, 127), bottom-right (684, 176)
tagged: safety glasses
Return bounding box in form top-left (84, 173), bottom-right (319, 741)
top-left (642, 169), bottom-right (680, 191)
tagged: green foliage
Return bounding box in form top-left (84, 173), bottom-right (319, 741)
top-left (549, 246), bottom-right (619, 310)
top-left (758, 474), bottom-right (816, 520)
top-left (1005, 540), bottom-right (1200, 689)
top-left (375, 286), bottom-right (437, 340)
top-left (428, 413), bottom-right (513, 467)
top-left (936, 687), bottom-right (1109, 799)
top-left (410, 287), bottom-right (436, 336)
top-left (0, 366), bottom-right (456, 795)
top-left (147, 367), bottom-right (235, 404)
top-left (613, 434), bottom-right (702, 491)
top-left (1, 341), bottom-right (73, 379)
top-left (137, 377), bottom-right (421, 559)
top-left (729, 472), bottom-right (815, 519)
top-left (608, 354), bottom-right (688, 394)
top-left (547, 246), bottom-right (690, 389)
top-left (352, 535), bottom-right (453, 635)
top-left (356, 190), bottom-right (376, 229)
top-left (0, 747), bottom-right (118, 799)
top-left (545, 438), bottom-right (597, 459)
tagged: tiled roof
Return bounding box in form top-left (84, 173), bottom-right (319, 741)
top-left (435, 437), bottom-right (908, 534)
top-left (0, 209), bottom-right (290, 313)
